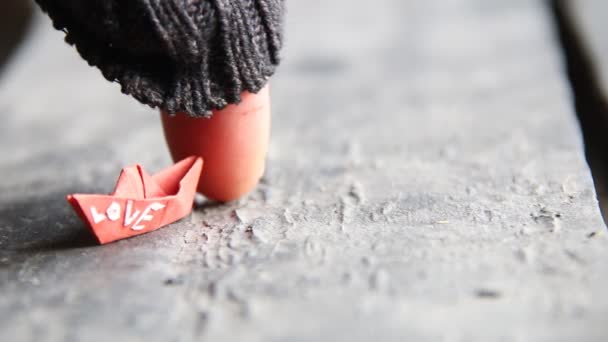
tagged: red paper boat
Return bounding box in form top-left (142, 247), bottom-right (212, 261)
top-left (67, 156), bottom-right (203, 244)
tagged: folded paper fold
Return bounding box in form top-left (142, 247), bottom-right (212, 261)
top-left (67, 156), bottom-right (203, 244)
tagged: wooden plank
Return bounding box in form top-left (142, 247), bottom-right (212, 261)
top-left (1, 1), bottom-right (607, 341)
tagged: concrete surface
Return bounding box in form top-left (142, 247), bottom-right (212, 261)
top-left (1, 1), bottom-right (607, 341)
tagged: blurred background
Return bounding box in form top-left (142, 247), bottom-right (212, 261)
top-left (0, 0), bottom-right (31, 74)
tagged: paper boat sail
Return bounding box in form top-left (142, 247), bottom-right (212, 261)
top-left (67, 156), bottom-right (203, 244)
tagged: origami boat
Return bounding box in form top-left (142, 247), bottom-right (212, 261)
top-left (67, 156), bottom-right (203, 244)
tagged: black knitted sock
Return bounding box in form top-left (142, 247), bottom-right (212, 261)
top-left (35, 0), bottom-right (285, 117)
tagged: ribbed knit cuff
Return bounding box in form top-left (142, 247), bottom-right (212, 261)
top-left (35, 0), bottom-right (284, 117)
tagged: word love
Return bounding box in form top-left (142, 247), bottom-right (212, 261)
top-left (89, 201), bottom-right (166, 231)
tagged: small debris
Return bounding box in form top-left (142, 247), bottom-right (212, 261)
top-left (183, 230), bottom-right (198, 244)
top-left (348, 181), bottom-right (365, 205)
top-left (475, 289), bottom-right (501, 299)
top-left (370, 212), bottom-right (380, 222)
top-left (193, 193), bottom-right (206, 207)
top-left (164, 275), bottom-right (184, 286)
top-left (484, 210), bottom-right (494, 222)
top-left (244, 225), bottom-right (254, 240)
top-left (234, 209), bottom-right (248, 223)
top-left (530, 207), bottom-right (562, 232)
top-left (283, 208), bottom-right (295, 225)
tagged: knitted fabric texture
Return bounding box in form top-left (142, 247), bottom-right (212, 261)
top-left (35, 0), bottom-right (284, 117)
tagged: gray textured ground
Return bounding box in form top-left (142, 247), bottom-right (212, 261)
top-left (1, 1), bottom-right (607, 341)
